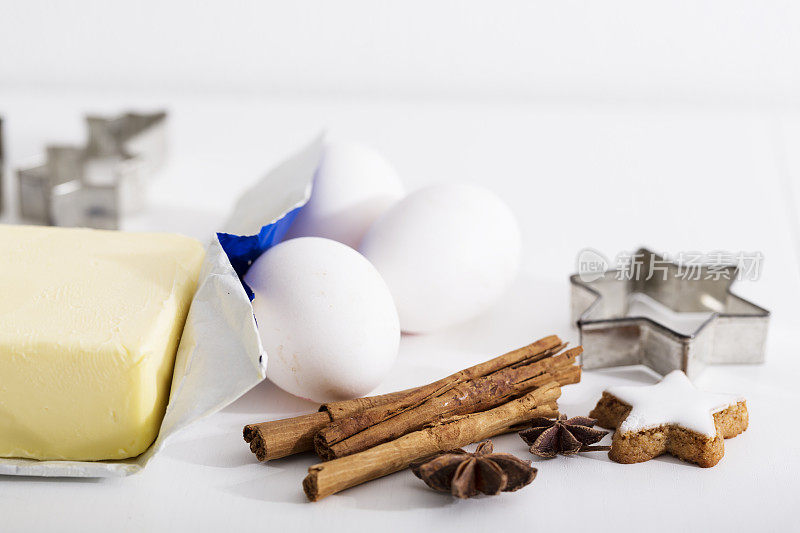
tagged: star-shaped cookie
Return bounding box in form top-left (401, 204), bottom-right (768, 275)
top-left (589, 370), bottom-right (748, 467)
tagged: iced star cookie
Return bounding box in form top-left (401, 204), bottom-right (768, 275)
top-left (589, 371), bottom-right (747, 467)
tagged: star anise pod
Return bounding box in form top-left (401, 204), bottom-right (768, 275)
top-left (410, 440), bottom-right (536, 499)
top-left (518, 414), bottom-right (608, 458)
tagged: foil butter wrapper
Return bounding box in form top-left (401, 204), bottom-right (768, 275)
top-left (0, 135), bottom-right (325, 477)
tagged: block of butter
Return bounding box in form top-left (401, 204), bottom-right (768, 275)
top-left (0, 225), bottom-right (205, 461)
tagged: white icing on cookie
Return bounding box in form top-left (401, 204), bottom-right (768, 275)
top-left (606, 370), bottom-right (742, 437)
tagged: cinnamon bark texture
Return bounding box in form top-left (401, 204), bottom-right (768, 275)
top-left (243, 388), bottom-right (414, 461)
top-left (244, 411), bottom-right (329, 461)
top-left (244, 335), bottom-right (565, 461)
top-left (314, 350), bottom-right (580, 460)
top-left (303, 382), bottom-right (562, 501)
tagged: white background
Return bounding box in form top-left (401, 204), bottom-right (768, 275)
top-left (3, 1), bottom-right (800, 104)
top-left (1, 2), bottom-right (800, 532)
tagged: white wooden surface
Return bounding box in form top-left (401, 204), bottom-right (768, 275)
top-left (1, 89), bottom-right (798, 532)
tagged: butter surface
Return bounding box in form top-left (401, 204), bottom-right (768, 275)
top-left (0, 225), bottom-right (205, 461)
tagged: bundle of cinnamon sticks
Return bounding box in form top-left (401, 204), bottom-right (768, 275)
top-left (243, 334), bottom-right (581, 501)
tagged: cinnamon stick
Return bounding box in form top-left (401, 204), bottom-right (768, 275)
top-left (315, 349), bottom-right (581, 460)
top-left (244, 412), bottom-right (330, 461)
top-left (244, 335), bottom-right (563, 461)
top-left (303, 382), bottom-right (562, 501)
top-left (243, 388), bottom-right (414, 461)
top-left (313, 338), bottom-right (566, 456)
top-left (320, 387), bottom-right (420, 421)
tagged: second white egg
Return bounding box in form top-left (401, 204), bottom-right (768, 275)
top-left (284, 140), bottom-right (404, 248)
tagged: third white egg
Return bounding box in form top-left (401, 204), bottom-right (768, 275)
top-left (359, 183), bottom-right (522, 334)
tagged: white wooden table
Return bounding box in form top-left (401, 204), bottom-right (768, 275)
top-left (1, 89), bottom-right (798, 532)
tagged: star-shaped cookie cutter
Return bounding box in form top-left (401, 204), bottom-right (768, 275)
top-left (570, 248), bottom-right (769, 380)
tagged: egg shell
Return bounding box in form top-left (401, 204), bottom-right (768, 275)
top-left (359, 183), bottom-right (521, 334)
top-left (284, 140), bottom-right (404, 248)
top-left (244, 237), bottom-right (400, 403)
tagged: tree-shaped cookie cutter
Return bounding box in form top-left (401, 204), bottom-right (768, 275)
top-left (17, 111), bottom-right (167, 229)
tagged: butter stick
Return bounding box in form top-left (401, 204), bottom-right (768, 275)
top-left (0, 225), bottom-right (204, 461)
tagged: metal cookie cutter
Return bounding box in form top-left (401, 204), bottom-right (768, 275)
top-left (570, 248), bottom-right (769, 380)
top-left (17, 111), bottom-right (167, 229)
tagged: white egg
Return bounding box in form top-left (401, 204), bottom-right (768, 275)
top-left (359, 183), bottom-right (521, 334)
top-left (244, 237), bottom-right (400, 402)
top-left (284, 140), bottom-right (404, 248)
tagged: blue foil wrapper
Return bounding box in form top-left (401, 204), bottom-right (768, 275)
top-left (215, 134), bottom-right (324, 299)
top-left (217, 206), bottom-right (301, 299)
